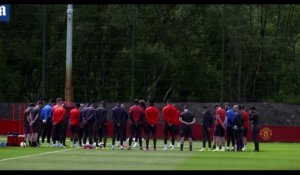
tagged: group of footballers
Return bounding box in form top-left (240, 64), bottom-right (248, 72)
top-left (201, 103), bottom-right (260, 152)
top-left (23, 98), bottom-right (259, 152)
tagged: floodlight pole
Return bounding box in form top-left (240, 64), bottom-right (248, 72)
top-left (65, 4), bottom-right (73, 103)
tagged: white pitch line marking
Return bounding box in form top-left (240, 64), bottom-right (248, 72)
top-left (0, 147), bottom-right (80, 162)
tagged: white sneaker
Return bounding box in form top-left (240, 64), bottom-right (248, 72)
top-left (163, 147), bottom-right (168, 151)
top-left (133, 142), bottom-right (137, 148)
top-left (199, 148), bottom-right (206, 151)
top-left (213, 148), bottom-right (219, 151)
top-left (111, 145), bottom-right (115, 150)
top-left (120, 146), bottom-right (124, 150)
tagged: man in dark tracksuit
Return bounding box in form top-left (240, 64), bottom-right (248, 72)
top-left (179, 105), bottom-right (196, 151)
top-left (82, 104), bottom-right (96, 149)
top-left (112, 102), bottom-right (128, 150)
top-left (94, 101), bottom-right (108, 149)
top-left (24, 103), bottom-right (35, 145)
top-left (200, 106), bottom-right (213, 151)
top-left (233, 105), bottom-right (244, 151)
top-left (79, 104), bottom-right (88, 147)
top-left (250, 106), bottom-right (260, 152)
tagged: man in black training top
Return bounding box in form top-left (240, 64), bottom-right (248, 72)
top-left (199, 106), bottom-right (213, 151)
top-left (94, 101), bottom-right (108, 149)
top-left (179, 105), bottom-right (196, 151)
top-left (249, 106), bottom-right (260, 152)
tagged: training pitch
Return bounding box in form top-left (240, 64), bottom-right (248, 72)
top-left (0, 137), bottom-right (299, 170)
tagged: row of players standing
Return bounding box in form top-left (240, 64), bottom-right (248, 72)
top-left (78, 98), bottom-right (193, 151)
top-left (23, 97), bottom-right (194, 151)
top-left (23, 98), bottom-right (259, 152)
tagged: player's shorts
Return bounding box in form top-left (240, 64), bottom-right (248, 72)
top-left (215, 125), bottom-right (225, 137)
top-left (180, 125), bottom-right (193, 138)
top-left (243, 128), bottom-right (248, 137)
top-left (70, 125), bottom-right (80, 135)
top-left (174, 125), bottom-right (180, 135)
top-left (24, 123), bottom-right (30, 134)
top-left (32, 120), bottom-right (41, 133)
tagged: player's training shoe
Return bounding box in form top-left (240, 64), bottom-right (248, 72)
top-left (199, 148), bottom-right (206, 151)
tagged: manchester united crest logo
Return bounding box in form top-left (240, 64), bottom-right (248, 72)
top-left (259, 127), bottom-right (272, 141)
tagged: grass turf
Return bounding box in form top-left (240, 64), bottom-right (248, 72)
top-left (0, 136), bottom-right (299, 170)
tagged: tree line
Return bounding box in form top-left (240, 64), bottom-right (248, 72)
top-left (0, 4), bottom-right (299, 103)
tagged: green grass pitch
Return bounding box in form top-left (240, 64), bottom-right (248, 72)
top-left (0, 137), bottom-right (299, 170)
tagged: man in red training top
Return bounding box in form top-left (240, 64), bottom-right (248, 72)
top-left (128, 99), bottom-right (144, 150)
top-left (69, 103), bottom-right (80, 147)
top-left (52, 98), bottom-right (66, 148)
top-left (213, 104), bottom-right (226, 151)
top-left (241, 104), bottom-right (249, 150)
top-left (145, 99), bottom-right (159, 151)
top-left (162, 100), bottom-right (178, 151)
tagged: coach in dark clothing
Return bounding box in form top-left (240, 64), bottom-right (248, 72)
top-left (179, 105), bottom-right (196, 151)
top-left (112, 102), bottom-right (128, 149)
top-left (250, 106), bottom-right (260, 152)
top-left (201, 106), bottom-right (213, 151)
top-left (94, 101), bottom-right (108, 148)
top-left (233, 105), bottom-right (244, 151)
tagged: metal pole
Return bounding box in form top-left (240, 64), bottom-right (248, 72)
top-left (65, 4), bottom-right (73, 103)
top-left (42, 5), bottom-right (46, 98)
top-left (130, 5), bottom-right (137, 103)
top-left (220, 5), bottom-right (225, 106)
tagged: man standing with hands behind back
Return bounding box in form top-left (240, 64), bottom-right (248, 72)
top-left (250, 106), bottom-right (260, 152)
top-left (179, 105), bottom-right (196, 151)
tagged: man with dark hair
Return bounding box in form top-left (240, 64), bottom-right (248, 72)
top-left (241, 104), bottom-right (249, 150)
top-left (145, 100), bottom-right (159, 151)
top-left (162, 101), bottom-right (178, 151)
top-left (233, 105), bottom-right (244, 151)
top-left (112, 102), bottom-right (128, 150)
top-left (250, 106), bottom-right (260, 152)
top-left (69, 103), bottom-right (81, 147)
top-left (82, 104), bottom-right (96, 149)
top-left (29, 101), bottom-right (44, 147)
top-left (128, 99), bottom-right (144, 150)
top-left (179, 105), bottom-right (196, 151)
top-left (213, 104), bottom-right (226, 151)
top-left (95, 101), bottom-right (108, 149)
top-left (52, 98), bottom-right (66, 148)
top-left (41, 99), bottom-right (55, 146)
top-left (24, 103), bottom-right (35, 145)
top-left (78, 103), bottom-right (87, 147)
top-left (199, 106), bottom-right (213, 151)
top-left (120, 103), bottom-right (129, 147)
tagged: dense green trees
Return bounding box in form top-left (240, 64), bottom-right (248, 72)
top-left (0, 4), bottom-right (299, 103)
